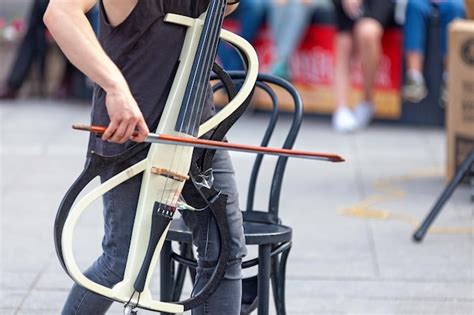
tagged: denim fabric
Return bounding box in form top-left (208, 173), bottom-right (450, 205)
top-left (218, 0), bottom-right (317, 71)
top-left (218, 0), bottom-right (267, 70)
top-left (404, 0), bottom-right (464, 57)
top-left (62, 149), bottom-right (246, 314)
top-left (7, 0), bottom-right (49, 90)
top-left (269, 0), bottom-right (317, 64)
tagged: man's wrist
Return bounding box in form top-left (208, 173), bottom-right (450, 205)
top-left (103, 76), bottom-right (128, 94)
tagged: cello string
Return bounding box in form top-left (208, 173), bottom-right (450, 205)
top-left (183, 1), bottom-right (226, 136)
top-left (174, 0), bottom-right (224, 201)
top-left (179, 0), bottom-right (223, 134)
top-left (166, 0), bottom-right (223, 209)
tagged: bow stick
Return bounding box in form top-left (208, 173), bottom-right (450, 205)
top-left (73, 124), bottom-right (345, 163)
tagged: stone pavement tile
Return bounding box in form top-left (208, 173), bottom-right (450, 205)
top-left (354, 145), bottom-right (431, 163)
top-left (36, 270), bottom-right (73, 292)
top-left (1, 128), bottom-right (52, 145)
top-left (336, 181), bottom-right (472, 228)
top-left (0, 101), bottom-right (89, 131)
top-left (284, 279), bottom-right (473, 300)
top-left (43, 127), bottom-right (90, 157)
top-left (1, 249), bottom-right (51, 274)
top-left (355, 161), bottom-right (445, 191)
top-left (16, 311), bottom-right (59, 315)
top-left (36, 261), bottom-right (97, 291)
top-left (286, 219), bottom-right (377, 279)
top-left (0, 289), bottom-right (27, 310)
top-left (284, 296), bottom-right (473, 314)
top-left (421, 130), bottom-right (447, 160)
top-left (19, 289), bottom-right (68, 312)
top-left (0, 144), bottom-right (44, 158)
top-left (1, 272), bottom-right (37, 291)
top-left (2, 155), bottom-right (85, 192)
top-left (1, 218), bottom-right (53, 272)
top-left (282, 278), bottom-right (474, 313)
top-left (371, 223), bottom-right (473, 281)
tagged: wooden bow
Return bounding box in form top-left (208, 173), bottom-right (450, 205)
top-left (73, 124), bottom-right (345, 163)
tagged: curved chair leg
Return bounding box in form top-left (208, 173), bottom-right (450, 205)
top-left (258, 244), bottom-right (271, 315)
top-left (276, 244), bottom-right (291, 315)
top-left (172, 242), bottom-right (191, 301)
top-left (160, 240), bottom-right (174, 315)
top-left (271, 247), bottom-right (281, 314)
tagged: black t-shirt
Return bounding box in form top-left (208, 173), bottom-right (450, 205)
top-left (89, 0), bottom-right (212, 156)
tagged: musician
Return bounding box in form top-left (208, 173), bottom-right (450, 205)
top-left (44, 1), bottom-right (245, 314)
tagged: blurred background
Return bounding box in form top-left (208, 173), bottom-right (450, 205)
top-left (0, 0), bottom-right (473, 314)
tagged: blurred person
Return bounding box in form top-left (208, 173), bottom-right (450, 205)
top-left (403, 0), bottom-right (464, 103)
top-left (0, 1), bottom-right (98, 100)
top-left (219, 0), bottom-right (317, 77)
top-left (268, 0), bottom-right (318, 78)
top-left (218, 0), bottom-right (266, 70)
top-left (332, 0), bottom-right (397, 132)
top-left (0, 0), bottom-right (49, 99)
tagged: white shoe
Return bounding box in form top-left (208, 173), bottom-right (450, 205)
top-left (332, 107), bottom-right (357, 133)
top-left (353, 102), bottom-right (375, 129)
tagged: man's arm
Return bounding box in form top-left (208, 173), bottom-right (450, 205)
top-left (44, 0), bottom-right (149, 144)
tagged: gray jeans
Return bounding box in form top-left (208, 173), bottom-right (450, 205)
top-left (62, 150), bottom-right (247, 314)
top-left (269, 0), bottom-right (318, 63)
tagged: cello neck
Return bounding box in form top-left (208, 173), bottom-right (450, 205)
top-left (174, 0), bottom-right (227, 137)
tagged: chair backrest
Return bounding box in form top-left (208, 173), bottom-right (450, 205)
top-left (211, 72), bottom-right (303, 223)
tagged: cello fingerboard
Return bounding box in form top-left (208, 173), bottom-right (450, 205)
top-left (174, 0), bottom-right (227, 137)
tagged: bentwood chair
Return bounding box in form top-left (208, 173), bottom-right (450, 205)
top-left (159, 72), bottom-right (303, 315)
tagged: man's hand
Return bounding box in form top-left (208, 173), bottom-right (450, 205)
top-left (44, 0), bottom-right (149, 145)
top-left (103, 85), bottom-right (149, 144)
top-left (342, 0), bottom-right (363, 19)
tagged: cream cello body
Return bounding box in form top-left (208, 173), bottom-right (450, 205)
top-left (57, 11), bottom-right (259, 314)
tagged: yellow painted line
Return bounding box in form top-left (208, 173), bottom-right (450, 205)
top-left (339, 168), bottom-right (474, 235)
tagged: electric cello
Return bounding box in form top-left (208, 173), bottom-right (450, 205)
top-left (54, 1), bottom-right (343, 314)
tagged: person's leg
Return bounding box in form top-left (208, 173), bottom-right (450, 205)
top-left (35, 0), bottom-right (50, 96)
top-left (350, 0), bottom-right (396, 128)
top-left (351, 18), bottom-right (383, 126)
top-left (182, 150), bottom-right (246, 315)
top-left (404, 0), bottom-right (431, 72)
top-left (438, 0), bottom-right (464, 103)
top-left (403, 0), bottom-right (431, 102)
top-left (331, 0), bottom-right (358, 132)
top-left (334, 32), bottom-right (353, 111)
top-left (354, 18), bottom-right (383, 105)
top-left (438, 0), bottom-right (465, 60)
top-left (269, 0), bottom-right (316, 77)
top-left (238, 0), bottom-right (266, 44)
top-left (3, 0), bottom-right (47, 95)
top-left (218, 0), bottom-right (266, 71)
top-left (62, 155), bottom-right (146, 315)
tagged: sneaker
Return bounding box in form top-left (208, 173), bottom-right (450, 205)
top-left (353, 101), bottom-right (375, 129)
top-left (270, 60), bottom-right (289, 79)
top-left (403, 73), bottom-right (428, 103)
top-left (332, 107), bottom-right (357, 133)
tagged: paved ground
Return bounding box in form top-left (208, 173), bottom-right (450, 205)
top-left (0, 99), bottom-right (473, 314)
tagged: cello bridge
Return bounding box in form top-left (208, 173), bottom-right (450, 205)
top-left (151, 167), bottom-right (189, 182)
